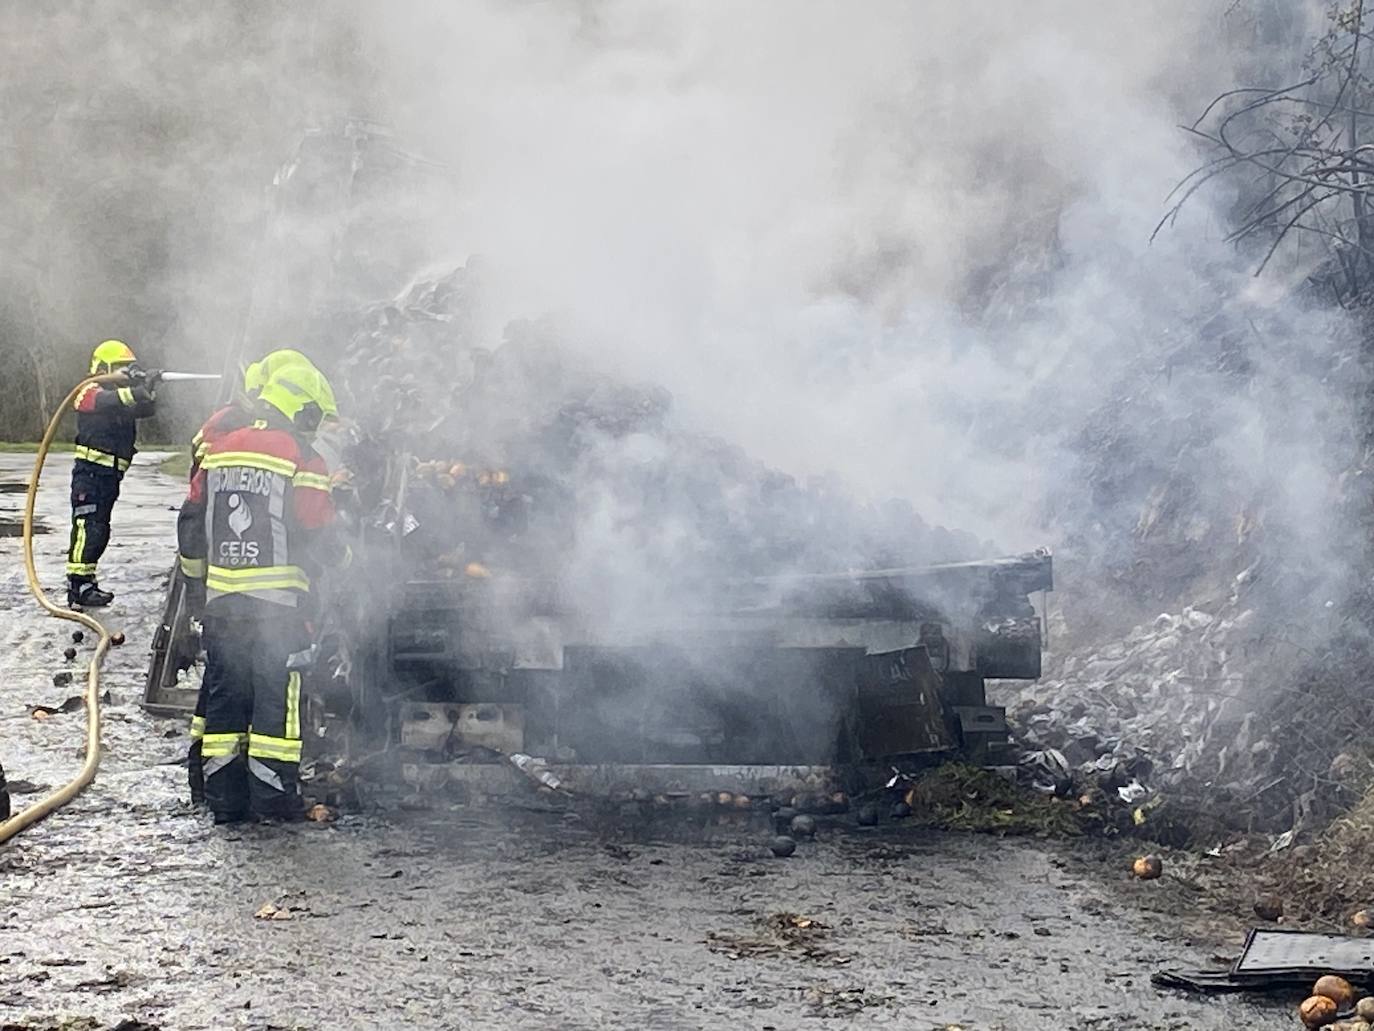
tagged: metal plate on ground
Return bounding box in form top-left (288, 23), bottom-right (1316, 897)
top-left (1234, 928), bottom-right (1374, 977)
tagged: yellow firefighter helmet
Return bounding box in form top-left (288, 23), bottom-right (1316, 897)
top-left (258, 363), bottom-right (338, 432)
top-left (243, 348), bottom-right (315, 396)
top-left (90, 339), bottom-right (137, 374)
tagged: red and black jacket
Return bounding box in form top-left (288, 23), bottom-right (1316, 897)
top-left (177, 409), bottom-right (341, 610)
top-left (189, 402), bottom-right (252, 480)
top-left (73, 381), bottom-right (155, 474)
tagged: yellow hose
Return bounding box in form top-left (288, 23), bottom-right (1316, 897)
top-left (0, 374), bottom-right (124, 844)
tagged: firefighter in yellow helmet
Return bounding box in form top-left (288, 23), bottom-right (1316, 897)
top-left (67, 340), bottom-right (157, 607)
top-left (183, 350), bottom-right (336, 806)
top-left (188, 349), bottom-right (320, 479)
top-left (177, 362), bottom-right (344, 823)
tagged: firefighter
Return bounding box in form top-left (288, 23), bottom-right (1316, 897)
top-left (177, 363), bottom-right (343, 823)
top-left (188, 348), bottom-right (320, 477)
top-left (67, 340), bottom-right (157, 608)
top-left (185, 348), bottom-right (329, 805)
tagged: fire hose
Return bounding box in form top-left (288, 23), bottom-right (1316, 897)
top-left (0, 370), bottom-right (218, 845)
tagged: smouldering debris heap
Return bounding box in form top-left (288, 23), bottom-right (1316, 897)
top-left (1000, 564), bottom-right (1359, 833)
top-left (328, 262), bottom-right (985, 583)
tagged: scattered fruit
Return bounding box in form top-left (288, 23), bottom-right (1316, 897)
top-left (1353, 909), bottom-right (1374, 930)
top-left (769, 835), bottom-right (796, 858)
top-left (1300, 994), bottom-right (1337, 1028)
top-left (1253, 894), bottom-right (1284, 922)
top-left (1315, 975), bottom-right (1356, 1009)
top-left (62, 646), bottom-right (77, 662)
top-left (1358, 998), bottom-right (1374, 1022)
top-left (109, 631), bottom-right (125, 647)
top-left (71, 630), bottom-right (83, 643)
top-left (790, 814), bottom-right (816, 839)
top-left (51, 671), bottom-right (72, 687)
top-left (463, 562), bottom-right (490, 579)
top-left (305, 804), bottom-right (336, 824)
top-left (1131, 854), bottom-right (1163, 880)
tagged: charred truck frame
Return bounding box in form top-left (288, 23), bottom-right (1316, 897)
top-left (148, 527), bottom-right (1051, 798)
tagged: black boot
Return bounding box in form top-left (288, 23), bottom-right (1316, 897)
top-left (67, 579), bottom-right (113, 608)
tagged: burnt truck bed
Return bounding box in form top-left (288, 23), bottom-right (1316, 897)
top-left (358, 550), bottom-right (1052, 772)
top-left (147, 549), bottom-right (1052, 783)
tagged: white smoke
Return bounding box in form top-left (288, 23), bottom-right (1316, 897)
top-left (350, 0), bottom-right (1352, 590)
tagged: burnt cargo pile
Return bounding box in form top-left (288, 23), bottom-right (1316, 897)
top-left (330, 263), bottom-right (989, 584)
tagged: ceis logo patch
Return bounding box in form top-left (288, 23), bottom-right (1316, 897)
top-left (219, 493), bottom-right (260, 564)
top-left (227, 493), bottom-right (253, 538)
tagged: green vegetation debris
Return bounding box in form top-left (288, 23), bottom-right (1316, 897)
top-left (903, 763), bottom-right (1083, 836)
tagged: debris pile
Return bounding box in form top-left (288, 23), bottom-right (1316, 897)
top-left (1000, 562), bottom-right (1368, 835)
top-left (706, 912), bottom-right (844, 966)
top-left (898, 763), bottom-right (1083, 835)
top-left (327, 263), bottom-right (985, 586)
top-left (1264, 780), bottom-right (1374, 924)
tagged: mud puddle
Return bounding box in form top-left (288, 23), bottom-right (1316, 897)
top-left (0, 518), bottom-right (47, 536)
top-left (0, 478), bottom-right (46, 535)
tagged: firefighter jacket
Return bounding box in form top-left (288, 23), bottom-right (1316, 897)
top-left (176, 412), bottom-right (340, 609)
top-left (73, 381), bottom-right (156, 474)
top-left (189, 403), bottom-right (252, 479)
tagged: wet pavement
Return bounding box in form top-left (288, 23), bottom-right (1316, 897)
top-left (0, 454), bottom-right (1293, 1030)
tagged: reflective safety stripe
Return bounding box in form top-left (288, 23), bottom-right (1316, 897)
top-left (179, 554), bottom-right (207, 578)
top-left (285, 672), bottom-right (301, 741)
top-left (203, 754), bottom-right (238, 778)
top-left (190, 429), bottom-right (204, 448)
top-left (74, 445), bottom-right (130, 471)
top-left (206, 564), bottom-right (310, 593)
top-left (291, 470), bottom-right (331, 491)
top-left (201, 731), bottom-right (247, 757)
top-left (70, 517), bottom-right (87, 563)
top-left (202, 451), bottom-right (296, 477)
top-left (248, 757), bottom-right (285, 791)
top-left (190, 715), bottom-right (206, 739)
top-left (67, 517), bottom-right (95, 575)
top-left (247, 733), bottom-right (302, 763)
top-left (116, 386), bottom-right (135, 406)
top-left (194, 440), bottom-right (210, 462)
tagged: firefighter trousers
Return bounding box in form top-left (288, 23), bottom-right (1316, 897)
top-left (200, 604), bottom-right (309, 820)
top-left (67, 464), bottom-right (121, 583)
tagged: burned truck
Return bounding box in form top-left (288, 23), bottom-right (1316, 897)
top-left (145, 283), bottom-right (1053, 799)
top-left (144, 125), bottom-right (1052, 800)
top-left (148, 511), bottom-right (1050, 798)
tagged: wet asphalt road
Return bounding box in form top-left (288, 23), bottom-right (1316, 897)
top-left (0, 454), bottom-right (1293, 1030)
